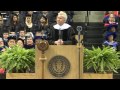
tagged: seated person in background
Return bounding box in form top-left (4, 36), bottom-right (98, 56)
top-left (0, 37), bottom-right (7, 52)
top-left (7, 34), bottom-right (17, 48)
top-left (49, 11), bottom-right (77, 45)
top-left (35, 15), bottom-right (50, 40)
top-left (0, 14), bottom-right (5, 37)
top-left (2, 28), bottom-right (9, 46)
top-left (9, 27), bottom-right (17, 36)
top-left (18, 27), bottom-right (26, 40)
top-left (103, 25), bottom-right (118, 40)
top-left (24, 36), bottom-right (35, 49)
top-left (34, 36), bottom-right (41, 45)
top-left (24, 14), bottom-right (35, 38)
top-left (103, 14), bottom-right (119, 27)
top-left (104, 14), bottom-right (119, 27)
top-left (17, 38), bottom-right (24, 48)
top-left (103, 33), bottom-right (118, 50)
top-left (8, 14), bottom-right (21, 33)
top-left (106, 24), bottom-right (118, 32)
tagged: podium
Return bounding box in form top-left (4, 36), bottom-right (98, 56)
top-left (36, 45), bottom-right (84, 79)
top-left (6, 35), bottom-right (84, 79)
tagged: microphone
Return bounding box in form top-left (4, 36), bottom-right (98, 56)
top-left (76, 26), bottom-right (82, 46)
top-left (58, 27), bottom-right (62, 45)
top-left (77, 26), bottom-right (82, 32)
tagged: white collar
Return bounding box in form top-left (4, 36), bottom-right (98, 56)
top-left (53, 23), bottom-right (71, 30)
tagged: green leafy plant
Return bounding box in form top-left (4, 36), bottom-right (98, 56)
top-left (84, 46), bottom-right (120, 73)
top-left (0, 45), bottom-right (35, 73)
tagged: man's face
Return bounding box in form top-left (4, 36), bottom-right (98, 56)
top-left (27, 37), bottom-right (33, 45)
top-left (8, 39), bottom-right (16, 47)
top-left (3, 33), bottom-right (9, 39)
top-left (20, 31), bottom-right (25, 37)
top-left (56, 15), bottom-right (65, 25)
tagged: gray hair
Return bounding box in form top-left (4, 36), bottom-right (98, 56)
top-left (58, 11), bottom-right (68, 22)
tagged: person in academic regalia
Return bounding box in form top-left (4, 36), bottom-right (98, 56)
top-left (24, 36), bottom-right (35, 49)
top-left (107, 24), bottom-right (118, 32)
top-left (49, 11), bottom-right (77, 45)
top-left (103, 33), bottom-right (119, 50)
top-left (7, 34), bottom-right (17, 48)
top-left (103, 24), bottom-right (118, 40)
top-left (0, 37), bottom-right (7, 52)
top-left (24, 14), bottom-right (35, 38)
top-left (18, 26), bottom-right (26, 40)
top-left (0, 14), bottom-right (4, 37)
top-left (11, 11), bottom-right (25, 24)
top-left (103, 13), bottom-right (119, 27)
top-left (24, 11), bottom-right (40, 25)
top-left (2, 28), bottom-right (9, 46)
top-left (35, 15), bottom-right (50, 40)
top-left (8, 13), bottom-right (21, 33)
top-left (34, 36), bottom-right (41, 45)
top-left (17, 38), bottom-right (24, 48)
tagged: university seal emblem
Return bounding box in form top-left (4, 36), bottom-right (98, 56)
top-left (48, 55), bottom-right (70, 77)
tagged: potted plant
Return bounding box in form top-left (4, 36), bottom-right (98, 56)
top-left (0, 60), bottom-right (6, 79)
top-left (83, 46), bottom-right (120, 79)
top-left (0, 45), bottom-right (35, 73)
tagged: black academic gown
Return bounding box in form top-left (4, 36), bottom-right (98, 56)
top-left (24, 44), bottom-right (35, 49)
top-left (49, 23), bottom-right (77, 45)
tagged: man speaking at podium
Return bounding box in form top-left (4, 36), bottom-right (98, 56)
top-left (49, 11), bottom-right (77, 45)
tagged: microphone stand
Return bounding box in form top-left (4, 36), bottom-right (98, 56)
top-left (59, 29), bottom-right (62, 45)
top-left (77, 26), bottom-right (83, 79)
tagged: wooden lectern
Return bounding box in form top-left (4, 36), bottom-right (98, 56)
top-left (36, 45), bottom-right (84, 79)
top-left (6, 35), bottom-right (83, 79)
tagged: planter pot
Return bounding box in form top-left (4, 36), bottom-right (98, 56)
top-left (83, 73), bottom-right (113, 79)
top-left (0, 73), bottom-right (6, 79)
top-left (84, 67), bottom-right (95, 73)
top-left (6, 73), bottom-right (37, 79)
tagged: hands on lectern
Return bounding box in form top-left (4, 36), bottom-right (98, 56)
top-left (54, 39), bottom-right (64, 45)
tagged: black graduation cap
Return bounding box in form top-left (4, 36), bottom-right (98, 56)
top-left (8, 34), bottom-right (17, 41)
